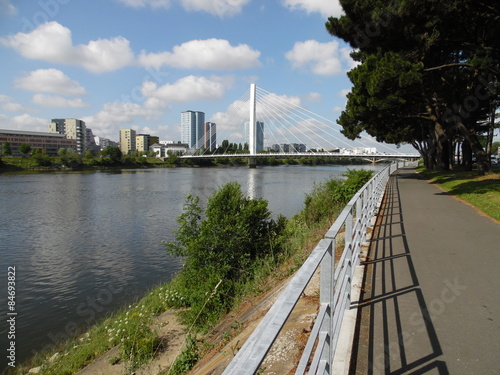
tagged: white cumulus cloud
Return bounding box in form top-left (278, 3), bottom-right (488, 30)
top-left (141, 75), bottom-right (227, 103)
top-left (0, 22), bottom-right (135, 73)
top-left (285, 40), bottom-right (355, 76)
top-left (283, 0), bottom-right (343, 18)
top-left (32, 94), bottom-right (89, 108)
top-left (82, 102), bottom-right (161, 140)
top-left (181, 0), bottom-right (250, 17)
top-left (0, 94), bottom-right (29, 112)
top-left (210, 92), bottom-right (302, 133)
top-left (138, 38), bottom-right (260, 70)
top-left (304, 92), bottom-right (322, 102)
top-left (116, 0), bottom-right (249, 17)
top-left (0, 113), bottom-right (48, 132)
top-left (115, 0), bottom-right (171, 9)
top-left (14, 69), bottom-right (87, 96)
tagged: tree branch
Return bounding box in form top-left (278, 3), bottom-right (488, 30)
top-left (424, 63), bottom-right (473, 72)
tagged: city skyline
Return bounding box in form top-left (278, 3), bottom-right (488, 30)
top-left (0, 0), bottom-right (395, 151)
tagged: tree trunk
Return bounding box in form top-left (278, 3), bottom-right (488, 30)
top-left (434, 123), bottom-right (450, 171)
top-left (456, 121), bottom-right (491, 174)
top-left (462, 141), bottom-right (473, 171)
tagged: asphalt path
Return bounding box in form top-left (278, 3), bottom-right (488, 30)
top-left (351, 168), bottom-right (500, 374)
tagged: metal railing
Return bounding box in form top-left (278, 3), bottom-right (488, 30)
top-left (222, 162), bottom-right (403, 375)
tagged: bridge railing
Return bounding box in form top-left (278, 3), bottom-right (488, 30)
top-left (222, 162), bottom-right (405, 375)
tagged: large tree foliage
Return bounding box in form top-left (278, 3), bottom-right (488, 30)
top-left (327, 0), bottom-right (500, 172)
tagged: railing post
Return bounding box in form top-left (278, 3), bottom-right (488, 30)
top-left (319, 238), bottom-right (334, 374)
top-left (345, 207), bottom-right (354, 272)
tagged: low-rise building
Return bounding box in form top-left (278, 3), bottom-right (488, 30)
top-left (0, 129), bottom-right (76, 156)
top-left (150, 142), bottom-right (189, 158)
top-left (94, 136), bottom-right (119, 150)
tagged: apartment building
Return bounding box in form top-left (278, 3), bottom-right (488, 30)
top-left (119, 129), bottom-right (136, 155)
top-left (49, 118), bottom-right (86, 155)
top-left (136, 134), bottom-right (150, 153)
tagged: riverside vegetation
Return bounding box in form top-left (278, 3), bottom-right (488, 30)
top-left (11, 169), bottom-right (374, 375)
top-left (0, 145), bottom-right (372, 172)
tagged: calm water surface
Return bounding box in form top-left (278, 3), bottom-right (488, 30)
top-left (0, 165), bottom-right (381, 368)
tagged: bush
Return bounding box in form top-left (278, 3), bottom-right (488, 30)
top-left (164, 182), bottom-right (286, 329)
top-left (32, 152), bottom-right (53, 167)
top-left (303, 169), bottom-right (374, 226)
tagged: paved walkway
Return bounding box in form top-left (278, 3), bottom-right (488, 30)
top-left (350, 168), bottom-right (500, 374)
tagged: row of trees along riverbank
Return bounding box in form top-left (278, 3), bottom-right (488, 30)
top-left (0, 145), bottom-right (375, 171)
top-left (326, 0), bottom-right (499, 174)
top-left (12, 169), bottom-right (373, 375)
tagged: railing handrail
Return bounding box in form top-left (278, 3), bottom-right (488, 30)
top-left (222, 162), bottom-right (403, 375)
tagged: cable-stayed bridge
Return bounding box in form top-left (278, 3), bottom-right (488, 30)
top-left (180, 84), bottom-right (419, 166)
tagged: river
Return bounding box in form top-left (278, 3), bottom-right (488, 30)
top-left (0, 164), bottom-right (381, 369)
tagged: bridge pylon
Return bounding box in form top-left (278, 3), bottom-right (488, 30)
top-left (248, 83), bottom-right (257, 168)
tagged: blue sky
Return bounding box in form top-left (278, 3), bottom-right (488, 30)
top-left (0, 0), bottom-right (418, 152)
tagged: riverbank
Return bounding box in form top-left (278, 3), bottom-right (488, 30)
top-left (8, 170), bottom-right (374, 375)
top-left (0, 154), bottom-right (373, 173)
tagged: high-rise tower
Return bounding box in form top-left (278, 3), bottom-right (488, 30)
top-left (181, 111), bottom-right (205, 148)
top-left (245, 121), bottom-right (264, 152)
top-left (204, 122), bottom-right (217, 152)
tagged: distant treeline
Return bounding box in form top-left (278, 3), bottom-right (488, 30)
top-left (0, 145), bottom-right (376, 171)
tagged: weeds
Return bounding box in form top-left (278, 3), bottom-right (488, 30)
top-left (167, 335), bottom-right (200, 375)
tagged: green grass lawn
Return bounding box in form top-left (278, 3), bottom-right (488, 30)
top-left (417, 166), bottom-right (500, 221)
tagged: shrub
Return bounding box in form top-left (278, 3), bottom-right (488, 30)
top-left (303, 169), bottom-right (374, 226)
top-left (164, 182), bottom-right (286, 329)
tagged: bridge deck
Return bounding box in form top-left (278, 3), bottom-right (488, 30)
top-left (180, 152), bottom-right (419, 160)
top-left (350, 168), bottom-right (500, 374)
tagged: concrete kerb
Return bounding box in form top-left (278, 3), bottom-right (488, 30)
top-left (331, 179), bottom-right (388, 374)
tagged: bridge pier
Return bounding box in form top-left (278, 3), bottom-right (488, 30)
top-left (248, 157), bottom-right (257, 168)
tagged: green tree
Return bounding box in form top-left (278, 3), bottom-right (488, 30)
top-left (32, 149), bottom-right (52, 166)
top-left (165, 182), bottom-right (286, 328)
top-left (19, 143), bottom-right (31, 156)
top-left (58, 148), bottom-right (68, 157)
top-left (2, 142), bottom-right (12, 156)
top-left (326, 0), bottom-right (500, 173)
top-left (102, 146), bottom-right (122, 163)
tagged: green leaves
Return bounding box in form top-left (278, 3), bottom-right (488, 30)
top-left (303, 169), bottom-right (374, 226)
top-left (164, 182), bottom-right (286, 329)
top-left (327, 0), bottom-right (500, 172)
